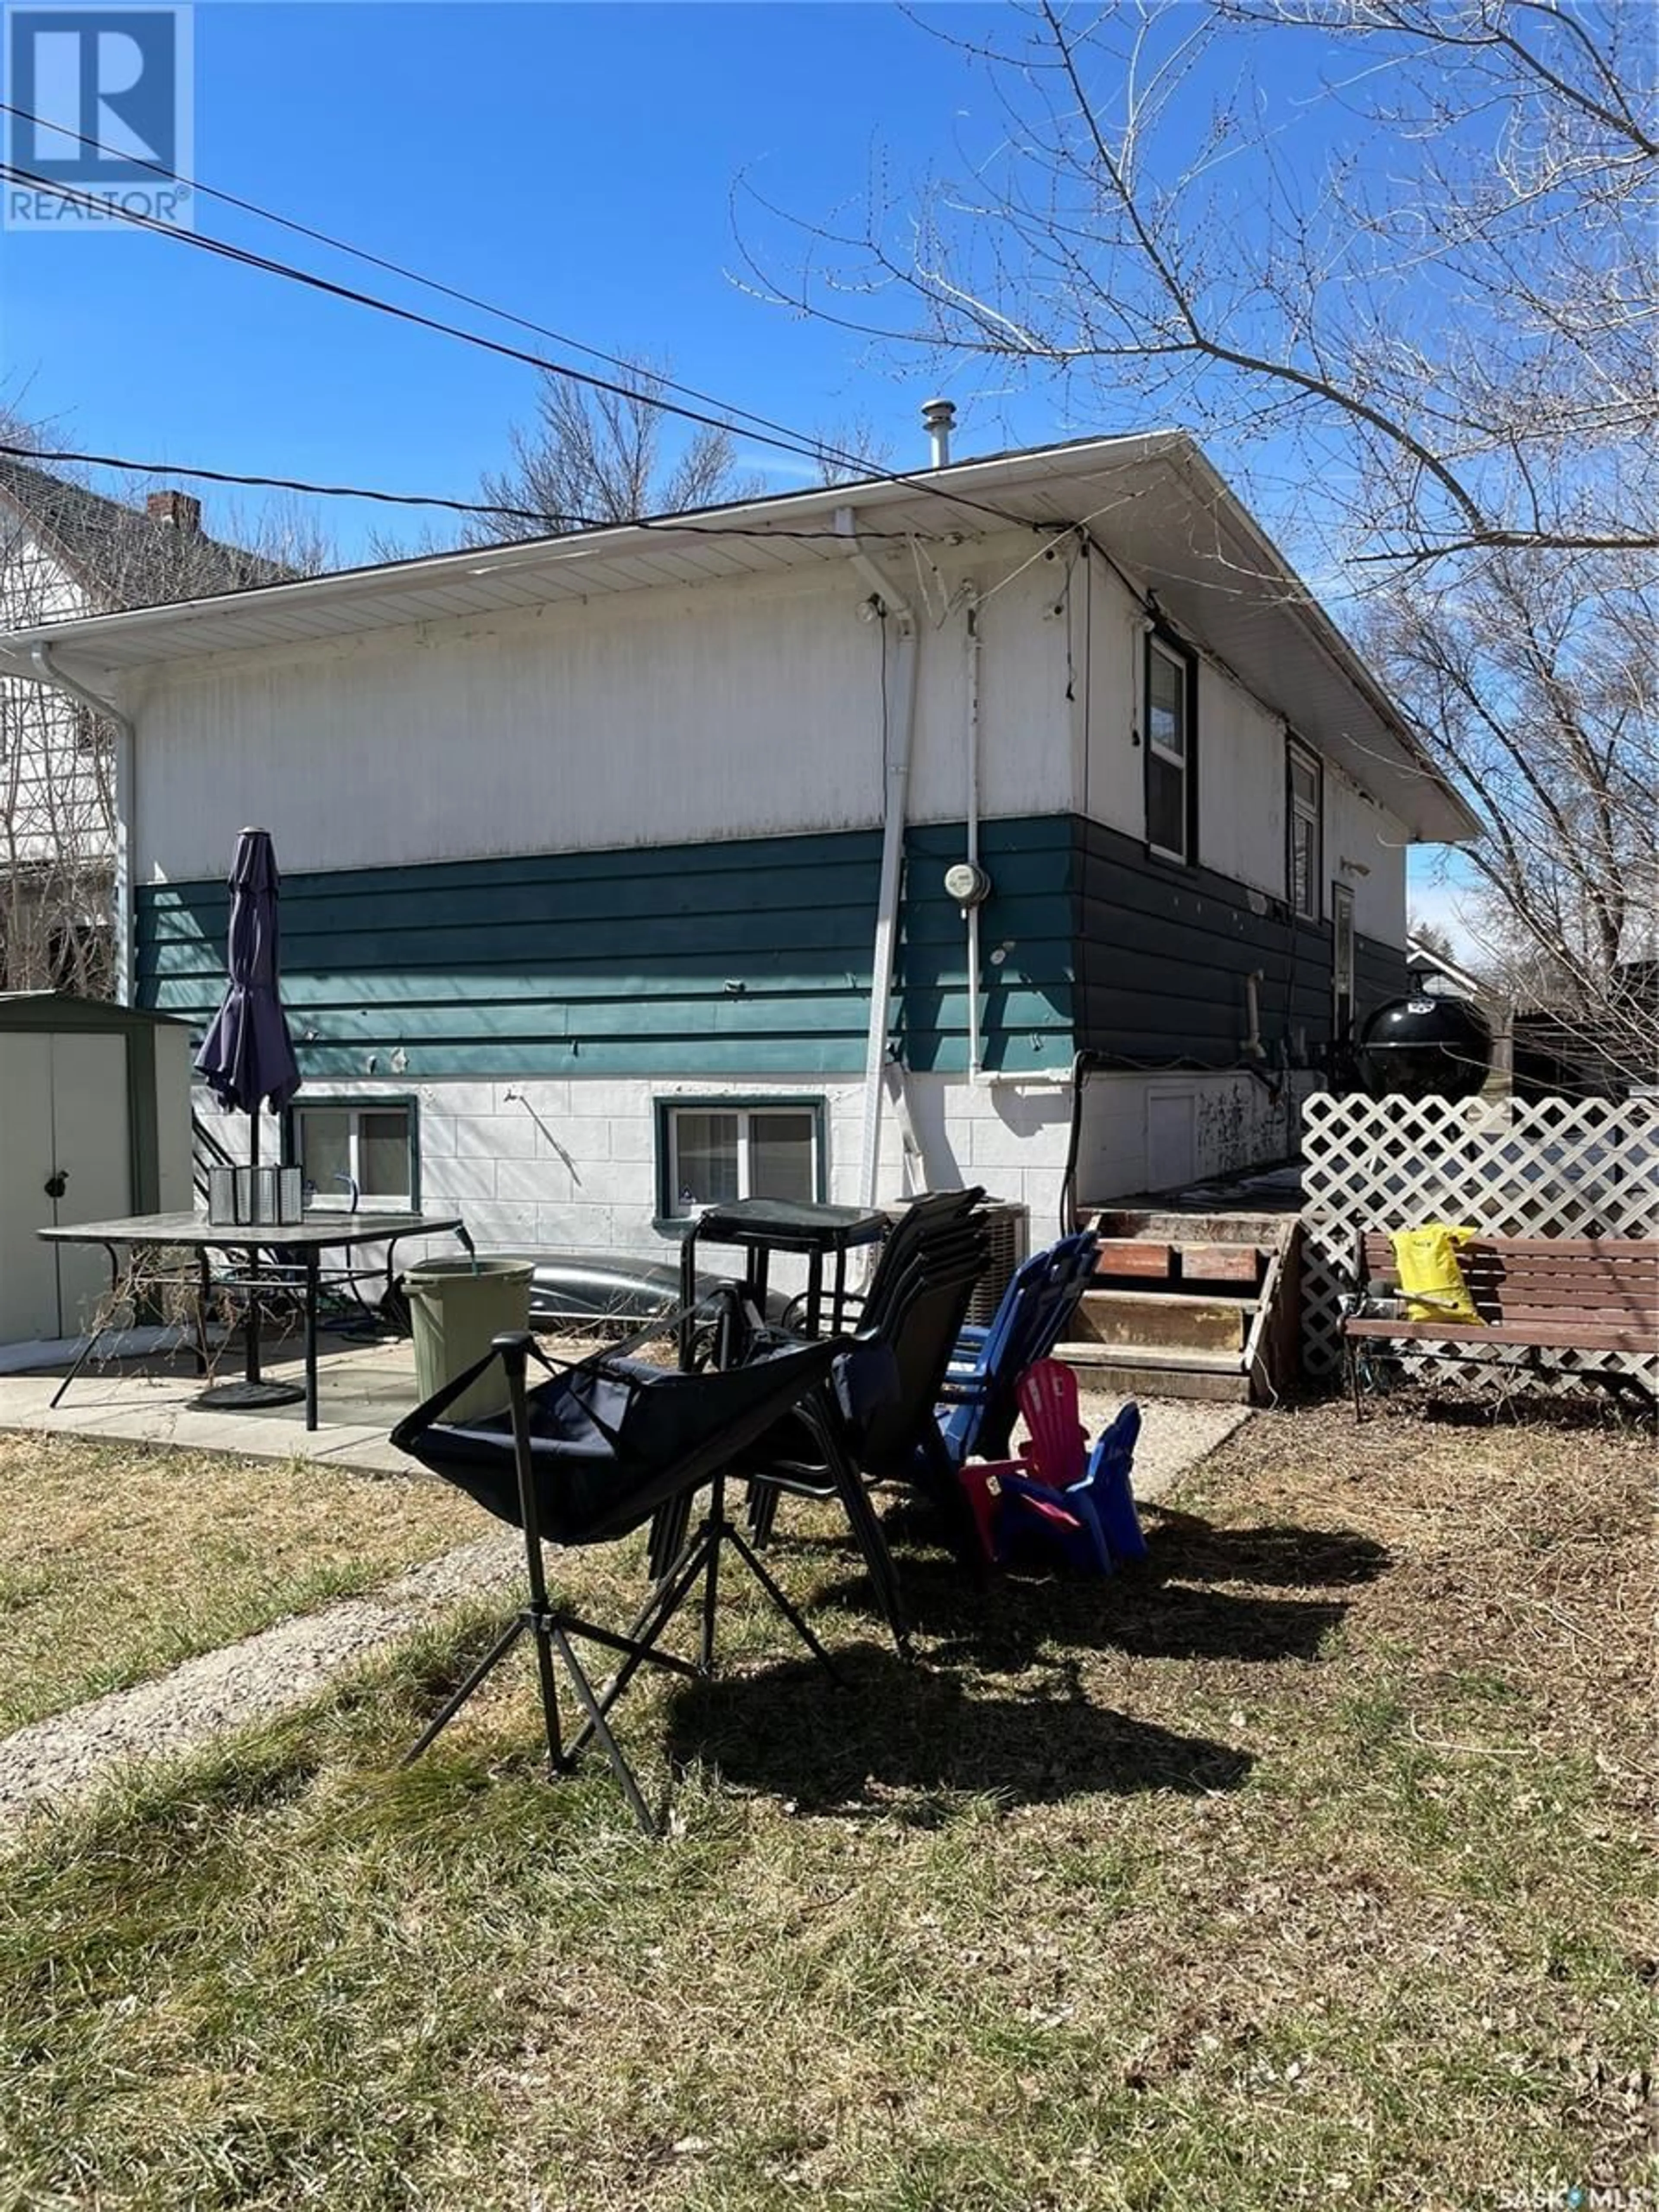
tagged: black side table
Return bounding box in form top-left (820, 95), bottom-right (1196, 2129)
top-left (677, 1198), bottom-right (888, 1366)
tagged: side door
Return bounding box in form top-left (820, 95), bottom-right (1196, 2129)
top-left (47, 1031), bottom-right (131, 1338)
top-left (0, 1031), bottom-right (58, 1341)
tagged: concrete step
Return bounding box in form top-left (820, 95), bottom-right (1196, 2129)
top-left (1071, 1287), bottom-right (1252, 1354)
top-left (1056, 1341), bottom-right (1252, 1403)
top-left (1090, 1207), bottom-right (1287, 1247)
top-left (1093, 1237), bottom-right (1265, 1287)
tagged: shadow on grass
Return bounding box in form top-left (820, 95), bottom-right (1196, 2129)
top-left (666, 1644), bottom-right (1253, 1815)
top-left (1356, 1382), bottom-right (1654, 1433)
top-left (1141, 1514), bottom-right (1391, 1589)
top-left (809, 1547), bottom-right (1354, 1673)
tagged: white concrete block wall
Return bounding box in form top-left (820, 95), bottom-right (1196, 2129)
top-left (1074, 1068), bottom-right (1314, 1203)
top-left (192, 1060), bottom-right (1313, 1271)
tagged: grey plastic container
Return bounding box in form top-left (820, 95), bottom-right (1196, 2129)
top-left (403, 1257), bottom-right (535, 1424)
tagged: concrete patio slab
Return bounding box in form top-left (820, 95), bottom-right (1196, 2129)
top-left (0, 1332), bottom-right (425, 1475)
top-left (0, 1331), bottom-right (1252, 1496)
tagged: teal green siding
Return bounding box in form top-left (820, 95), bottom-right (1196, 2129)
top-left (135, 820), bottom-right (1076, 1079)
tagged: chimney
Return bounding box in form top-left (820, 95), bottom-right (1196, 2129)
top-left (147, 488), bottom-right (202, 533)
top-left (922, 397), bottom-right (956, 469)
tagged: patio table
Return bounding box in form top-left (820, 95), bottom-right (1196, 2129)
top-left (38, 1210), bottom-right (472, 1430)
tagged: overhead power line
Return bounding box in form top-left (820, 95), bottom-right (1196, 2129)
top-left (0, 98), bottom-right (898, 490)
top-left (0, 130), bottom-right (1036, 536)
top-left (0, 439), bottom-right (940, 547)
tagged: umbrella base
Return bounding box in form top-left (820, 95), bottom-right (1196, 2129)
top-left (193, 1379), bottom-right (306, 1412)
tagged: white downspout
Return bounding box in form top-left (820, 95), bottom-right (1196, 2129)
top-left (963, 589), bottom-right (984, 1081)
top-left (30, 643), bottom-right (137, 1006)
top-left (840, 509), bottom-right (920, 1208)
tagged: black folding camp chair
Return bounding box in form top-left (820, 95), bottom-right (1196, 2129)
top-left (390, 1325), bottom-right (905, 1833)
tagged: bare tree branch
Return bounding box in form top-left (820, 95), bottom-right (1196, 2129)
top-left (469, 357), bottom-right (766, 543)
top-left (741, 0), bottom-right (1658, 1069)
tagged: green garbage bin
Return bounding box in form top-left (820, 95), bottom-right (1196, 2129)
top-left (403, 1257), bottom-right (535, 1424)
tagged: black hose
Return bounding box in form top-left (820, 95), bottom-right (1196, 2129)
top-left (1058, 1049), bottom-right (1110, 1236)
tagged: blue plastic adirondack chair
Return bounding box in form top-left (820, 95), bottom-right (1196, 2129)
top-left (1079, 1401), bottom-right (1146, 1561)
top-left (970, 1395), bottom-right (1144, 1575)
top-left (934, 1230), bottom-right (1100, 1473)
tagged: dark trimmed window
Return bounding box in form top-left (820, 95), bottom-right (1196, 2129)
top-left (289, 1098), bottom-right (418, 1210)
top-left (1287, 740), bottom-right (1322, 919)
top-left (1144, 632), bottom-right (1197, 864)
top-left (657, 1100), bottom-right (824, 1220)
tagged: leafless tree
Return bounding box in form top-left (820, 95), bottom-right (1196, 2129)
top-left (1408, 919), bottom-right (1460, 966)
top-left (740, 0), bottom-right (1657, 1072)
top-left (0, 433), bottom-right (334, 995)
top-left (807, 416), bottom-right (896, 486)
top-left (469, 358), bottom-right (766, 542)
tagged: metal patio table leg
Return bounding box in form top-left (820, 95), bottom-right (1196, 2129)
top-left (678, 1222), bottom-right (700, 1370)
top-left (244, 1243), bottom-right (263, 1386)
top-left (48, 1239), bottom-right (122, 1410)
top-left (303, 1249), bottom-right (320, 1430)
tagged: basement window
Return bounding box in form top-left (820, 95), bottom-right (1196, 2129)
top-left (658, 1100), bottom-right (824, 1220)
top-left (289, 1099), bottom-right (417, 1211)
top-left (1145, 635), bottom-right (1197, 864)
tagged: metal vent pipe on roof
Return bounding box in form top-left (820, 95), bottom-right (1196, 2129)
top-left (922, 398), bottom-right (956, 469)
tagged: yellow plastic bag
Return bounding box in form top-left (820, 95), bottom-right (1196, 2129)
top-left (1391, 1223), bottom-right (1483, 1325)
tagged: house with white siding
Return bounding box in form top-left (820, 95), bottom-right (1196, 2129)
top-left (0, 461), bottom-right (280, 994)
top-left (0, 429), bottom-right (1477, 1257)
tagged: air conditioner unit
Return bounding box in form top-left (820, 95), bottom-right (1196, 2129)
top-left (966, 1198), bottom-right (1030, 1325)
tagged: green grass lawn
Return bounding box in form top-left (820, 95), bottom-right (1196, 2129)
top-left (0, 1433), bottom-right (479, 1731)
top-left (0, 1405), bottom-right (1651, 2209)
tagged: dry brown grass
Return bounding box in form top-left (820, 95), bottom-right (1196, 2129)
top-left (0, 1432), bottom-right (478, 1729)
top-left (0, 1401), bottom-right (1653, 2209)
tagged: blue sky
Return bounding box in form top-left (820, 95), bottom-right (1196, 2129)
top-left (3, 5), bottom-right (1020, 530)
top-left (0, 1), bottom-right (1475, 942)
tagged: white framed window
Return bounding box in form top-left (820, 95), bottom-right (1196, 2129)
top-left (658, 1100), bottom-right (823, 1220)
top-left (289, 1099), bottom-right (416, 1211)
top-left (1288, 741), bottom-right (1322, 919)
top-left (1145, 636), bottom-right (1195, 863)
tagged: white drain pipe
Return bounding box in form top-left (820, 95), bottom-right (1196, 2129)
top-left (840, 509), bottom-right (921, 1207)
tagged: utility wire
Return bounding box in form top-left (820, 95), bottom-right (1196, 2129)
top-left (0, 97), bottom-right (907, 495)
top-left (0, 136), bottom-right (1037, 536)
top-left (0, 438), bottom-right (939, 547)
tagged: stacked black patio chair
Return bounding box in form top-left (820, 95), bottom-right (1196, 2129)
top-left (737, 1190), bottom-right (994, 1565)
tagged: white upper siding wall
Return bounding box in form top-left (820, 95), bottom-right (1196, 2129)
top-left (121, 518), bottom-right (1416, 941)
top-left (1082, 552), bottom-right (1409, 932)
top-left (1326, 762), bottom-right (1408, 947)
top-left (127, 540), bottom-right (1076, 883)
top-left (1196, 662), bottom-right (1288, 897)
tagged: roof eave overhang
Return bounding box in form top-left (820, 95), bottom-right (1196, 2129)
top-left (1167, 445), bottom-right (1481, 845)
top-left (0, 427), bottom-right (1478, 845)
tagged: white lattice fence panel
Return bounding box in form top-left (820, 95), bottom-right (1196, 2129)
top-left (1300, 1093), bottom-right (1659, 1389)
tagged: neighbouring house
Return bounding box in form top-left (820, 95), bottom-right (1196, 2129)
top-left (1405, 931), bottom-right (1487, 1007)
top-left (0, 427), bottom-right (1477, 1257)
top-left (0, 460), bottom-right (281, 995)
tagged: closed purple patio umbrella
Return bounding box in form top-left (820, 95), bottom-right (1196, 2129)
top-left (193, 826), bottom-right (304, 1407)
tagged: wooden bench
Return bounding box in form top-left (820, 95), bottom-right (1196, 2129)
top-left (1343, 1232), bottom-right (1659, 1415)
